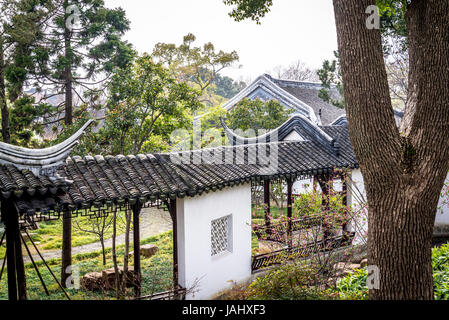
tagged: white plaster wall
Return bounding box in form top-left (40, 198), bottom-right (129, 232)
top-left (292, 178), bottom-right (314, 194)
top-left (348, 169), bottom-right (368, 245)
top-left (349, 169), bottom-right (366, 209)
top-left (283, 131), bottom-right (305, 142)
top-left (177, 183), bottom-right (252, 300)
top-left (436, 173), bottom-right (449, 226)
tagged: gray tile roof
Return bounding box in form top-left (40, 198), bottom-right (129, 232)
top-left (0, 164), bottom-right (69, 199)
top-left (6, 123), bottom-right (358, 215)
top-left (270, 77), bottom-right (346, 126)
top-left (2, 113), bottom-right (359, 216)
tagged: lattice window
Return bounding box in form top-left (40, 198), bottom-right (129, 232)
top-left (211, 215), bottom-right (231, 256)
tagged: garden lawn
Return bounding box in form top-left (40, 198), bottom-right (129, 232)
top-left (0, 211), bottom-right (127, 260)
top-left (252, 205), bottom-right (287, 220)
top-left (0, 231), bottom-right (174, 300)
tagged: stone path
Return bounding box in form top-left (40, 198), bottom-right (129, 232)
top-left (1, 207), bottom-right (173, 264)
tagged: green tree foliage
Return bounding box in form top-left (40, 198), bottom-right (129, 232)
top-left (98, 54), bottom-right (202, 155)
top-left (377, 0), bottom-right (408, 42)
top-left (9, 96), bottom-right (49, 146)
top-left (227, 98), bottom-right (291, 135)
top-left (32, 0), bottom-right (134, 127)
top-left (223, 0), bottom-right (409, 111)
top-left (317, 1), bottom-right (409, 110)
top-left (48, 102), bottom-right (97, 154)
top-left (223, 0), bottom-right (273, 24)
top-left (213, 73), bottom-right (246, 99)
top-left (0, 0), bottom-right (53, 143)
top-left (223, 0), bottom-right (408, 29)
top-left (317, 51), bottom-right (345, 109)
top-left (152, 33), bottom-right (239, 108)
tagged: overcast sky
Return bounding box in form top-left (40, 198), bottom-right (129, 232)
top-left (104, 0), bottom-right (338, 82)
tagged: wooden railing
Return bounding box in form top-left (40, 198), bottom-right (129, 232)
top-left (253, 214), bottom-right (323, 243)
top-left (251, 232), bottom-right (355, 272)
top-left (136, 286), bottom-right (187, 300)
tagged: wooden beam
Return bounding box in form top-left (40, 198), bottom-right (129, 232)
top-left (132, 202), bottom-right (142, 297)
top-left (3, 202), bottom-right (17, 301)
top-left (24, 228), bottom-right (71, 300)
top-left (20, 232), bottom-right (49, 296)
top-left (14, 220), bottom-right (26, 300)
top-left (316, 173), bottom-right (332, 245)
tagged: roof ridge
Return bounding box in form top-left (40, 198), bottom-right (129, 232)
top-left (265, 73), bottom-right (338, 89)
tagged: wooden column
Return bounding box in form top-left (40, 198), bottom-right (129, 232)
top-left (132, 202), bottom-right (142, 297)
top-left (3, 201), bottom-right (25, 300)
top-left (287, 178), bottom-right (293, 250)
top-left (168, 199), bottom-right (179, 291)
top-left (317, 173), bottom-right (332, 246)
top-left (61, 210), bottom-right (72, 288)
top-left (4, 201), bottom-right (17, 301)
top-left (14, 221), bottom-right (26, 300)
top-left (264, 180), bottom-right (271, 231)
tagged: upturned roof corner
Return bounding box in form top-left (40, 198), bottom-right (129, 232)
top-left (0, 120), bottom-right (94, 178)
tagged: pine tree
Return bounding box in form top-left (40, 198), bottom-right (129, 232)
top-left (31, 0), bottom-right (134, 127)
top-left (27, 0), bottom-right (133, 288)
top-left (0, 0), bottom-right (52, 143)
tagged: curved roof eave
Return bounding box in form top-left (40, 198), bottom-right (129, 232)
top-left (0, 120), bottom-right (93, 172)
top-left (221, 115), bottom-right (335, 146)
top-left (221, 74), bottom-right (319, 125)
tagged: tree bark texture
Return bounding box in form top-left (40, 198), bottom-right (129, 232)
top-left (61, 1), bottom-right (74, 286)
top-left (64, 0), bottom-right (73, 126)
top-left (333, 0), bottom-right (449, 299)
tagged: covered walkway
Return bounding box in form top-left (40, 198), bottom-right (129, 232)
top-left (0, 115), bottom-right (359, 300)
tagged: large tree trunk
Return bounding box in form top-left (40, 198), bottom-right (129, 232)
top-left (64, 0), bottom-right (73, 126)
top-left (0, 39), bottom-right (11, 143)
top-left (333, 0), bottom-right (449, 299)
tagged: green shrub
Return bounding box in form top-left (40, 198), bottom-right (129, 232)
top-left (245, 262), bottom-right (339, 300)
top-left (335, 243), bottom-right (449, 300)
top-left (293, 191), bottom-right (348, 227)
top-left (433, 243), bottom-right (449, 300)
top-left (293, 192), bottom-right (322, 218)
top-left (336, 268), bottom-right (369, 300)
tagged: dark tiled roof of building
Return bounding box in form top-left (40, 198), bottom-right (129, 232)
top-left (2, 114), bottom-right (358, 216)
top-left (222, 115), bottom-right (341, 155)
top-left (0, 164), bottom-right (70, 199)
top-left (270, 77), bottom-right (346, 126)
top-left (6, 125), bottom-right (358, 215)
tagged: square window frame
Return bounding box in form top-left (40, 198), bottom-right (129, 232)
top-left (210, 214), bottom-right (233, 257)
